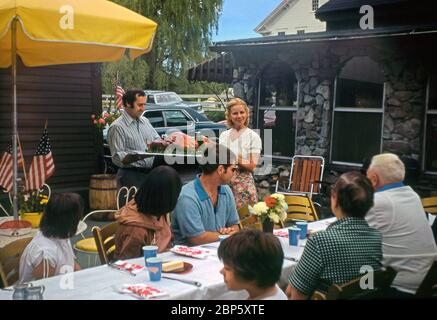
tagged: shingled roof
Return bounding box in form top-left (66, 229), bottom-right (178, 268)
top-left (316, 0), bottom-right (409, 15)
top-left (316, 0), bottom-right (437, 28)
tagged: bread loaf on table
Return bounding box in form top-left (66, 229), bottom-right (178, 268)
top-left (162, 261), bottom-right (184, 272)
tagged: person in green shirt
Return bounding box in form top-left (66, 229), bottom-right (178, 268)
top-left (286, 171), bottom-right (383, 300)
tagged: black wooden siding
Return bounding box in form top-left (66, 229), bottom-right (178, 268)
top-left (0, 61), bottom-right (102, 192)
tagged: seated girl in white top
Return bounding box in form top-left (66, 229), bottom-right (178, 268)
top-left (19, 193), bottom-right (82, 282)
top-left (218, 229), bottom-right (287, 300)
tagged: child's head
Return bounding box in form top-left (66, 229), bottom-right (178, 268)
top-left (217, 229), bottom-right (284, 291)
top-left (40, 192), bottom-right (83, 239)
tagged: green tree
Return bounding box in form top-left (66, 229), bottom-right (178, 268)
top-left (102, 0), bottom-right (224, 94)
top-left (102, 55), bottom-right (149, 94)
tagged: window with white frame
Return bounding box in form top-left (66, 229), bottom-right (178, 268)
top-left (297, 29), bottom-right (305, 35)
top-left (331, 56), bottom-right (384, 165)
top-left (424, 74), bottom-right (437, 172)
top-left (312, 0), bottom-right (319, 11)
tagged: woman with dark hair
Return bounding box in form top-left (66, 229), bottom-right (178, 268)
top-left (19, 193), bottom-right (83, 282)
top-left (115, 165), bottom-right (182, 259)
top-left (286, 171), bottom-right (383, 300)
top-left (218, 229), bottom-right (287, 300)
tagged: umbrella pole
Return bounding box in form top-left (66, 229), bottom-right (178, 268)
top-left (11, 17), bottom-right (18, 221)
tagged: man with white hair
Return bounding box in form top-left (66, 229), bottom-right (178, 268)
top-left (366, 153), bottom-right (437, 297)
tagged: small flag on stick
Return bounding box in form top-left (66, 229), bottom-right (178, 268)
top-left (115, 85), bottom-right (125, 109)
top-left (26, 128), bottom-right (55, 191)
top-left (0, 137), bottom-right (24, 192)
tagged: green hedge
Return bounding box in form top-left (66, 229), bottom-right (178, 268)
top-left (205, 110), bottom-right (225, 122)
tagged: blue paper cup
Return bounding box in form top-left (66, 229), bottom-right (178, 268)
top-left (295, 222), bottom-right (308, 239)
top-left (146, 257), bottom-right (162, 281)
top-left (143, 245), bottom-right (158, 265)
top-left (288, 227), bottom-right (301, 246)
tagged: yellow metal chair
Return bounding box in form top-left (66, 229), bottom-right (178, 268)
top-left (0, 237), bottom-right (32, 288)
top-left (92, 222), bottom-right (118, 265)
top-left (74, 186), bottom-right (135, 267)
top-left (73, 209), bottom-right (117, 267)
top-left (311, 267), bottom-right (396, 300)
top-left (279, 195), bottom-right (319, 228)
top-left (117, 186), bottom-right (138, 210)
top-left (422, 196), bottom-right (437, 215)
top-left (237, 204), bottom-right (262, 231)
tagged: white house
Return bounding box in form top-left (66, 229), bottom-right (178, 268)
top-left (254, 0), bottom-right (329, 36)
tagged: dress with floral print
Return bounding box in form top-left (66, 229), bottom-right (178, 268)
top-left (229, 169), bottom-right (258, 209)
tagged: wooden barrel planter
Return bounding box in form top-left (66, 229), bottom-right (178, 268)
top-left (89, 174), bottom-right (117, 221)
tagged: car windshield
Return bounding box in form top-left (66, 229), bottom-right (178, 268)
top-left (185, 108), bottom-right (210, 122)
top-left (155, 92), bottom-right (182, 104)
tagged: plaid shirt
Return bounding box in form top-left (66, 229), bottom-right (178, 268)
top-left (289, 217), bottom-right (383, 297)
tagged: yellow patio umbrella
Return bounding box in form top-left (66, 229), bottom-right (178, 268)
top-left (0, 0), bottom-right (157, 220)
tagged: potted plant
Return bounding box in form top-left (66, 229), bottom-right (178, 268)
top-left (18, 190), bottom-right (49, 228)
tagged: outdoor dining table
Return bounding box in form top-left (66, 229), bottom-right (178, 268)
top-left (0, 218), bottom-right (335, 300)
top-left (0, 216), bottom-right (87, 249)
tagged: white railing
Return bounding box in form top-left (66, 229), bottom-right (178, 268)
top-left (102, 93), bottom-right (231, 111)
top-left (179, 94), bottom-right (230, 101)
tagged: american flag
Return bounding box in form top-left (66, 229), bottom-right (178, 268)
top-left (26, 129), bottom-right (55, 191)
top-left (0, 138), bottom-right (24, 192)
top-left (115, 85), bottom-right (125, 109)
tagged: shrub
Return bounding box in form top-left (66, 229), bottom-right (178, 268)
top-left (205, 110), bottom-right (225, 123)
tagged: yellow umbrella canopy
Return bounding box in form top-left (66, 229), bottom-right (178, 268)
top-left (0, 0), bottom-right (157, 221)
top-left (0, 0), bottom-right (157, 67)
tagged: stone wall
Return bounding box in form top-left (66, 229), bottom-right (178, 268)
top-left (291, 51), bottom-right (340, 158)
top-left (231, 65), bottom-right (258, 128)
top-left (382, 59), bottom-right (426, 160)
top-left (229, 45), bottom-right (428, 163)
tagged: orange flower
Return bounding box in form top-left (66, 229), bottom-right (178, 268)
top-left (264, 196), bottom-right (277, 208)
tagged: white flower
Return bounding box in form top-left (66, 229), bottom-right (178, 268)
top-left (271, 193), bottom-right (285, 201)
top-left (252, 202), bottom-right (268, 216)
top-left (280, 210), bottom-right (287, 222)
top-left (268, 212), bottom-right (280, 224)
top-left (248, 205), bottom-right (255, 215)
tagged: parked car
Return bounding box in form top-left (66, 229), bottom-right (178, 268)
top-left (144, 90), bottom-right (204, 114)
top-left (103, 105), bottom-right (225, 141)
top-left (102, 105), bottom-right (227, 171)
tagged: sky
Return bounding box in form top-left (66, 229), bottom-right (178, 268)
top-left (212, 0), bottom-right (283, 42)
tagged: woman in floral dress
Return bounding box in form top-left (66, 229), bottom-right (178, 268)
top-left (219, 98), bottom-right (262, 209)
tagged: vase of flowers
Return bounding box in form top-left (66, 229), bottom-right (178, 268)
top-left (251, 193), bottom-right (288, 233)
top-left (18, 190), bottom-right (49, 228)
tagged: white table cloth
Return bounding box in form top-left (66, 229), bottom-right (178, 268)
top-left (0, 218), bottom-right (335, 300)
